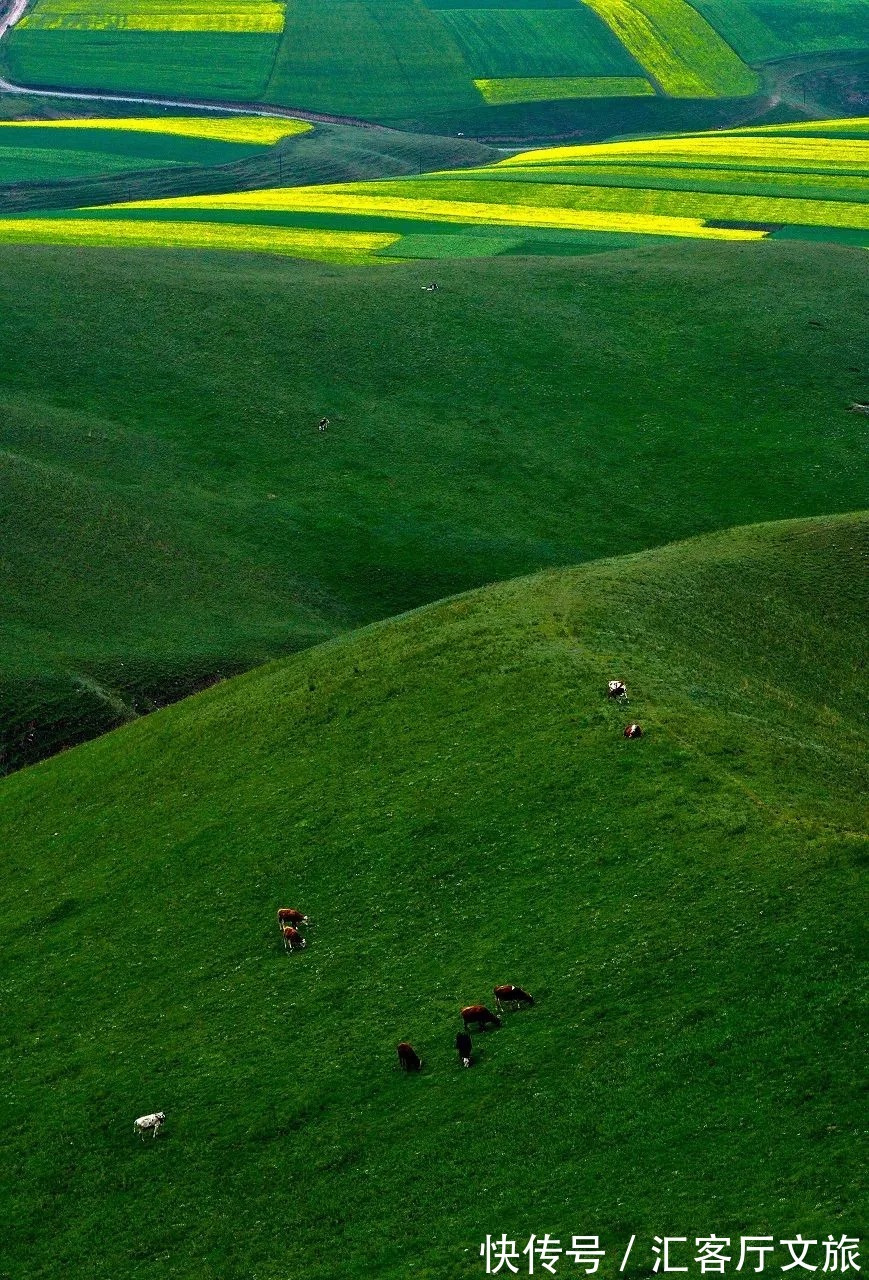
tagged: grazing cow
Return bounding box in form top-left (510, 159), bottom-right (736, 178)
top-left (455, 1031), bottom-right (472, 1067)
top-left (461, 1004), bottom-right (501, 1031)
top-left (623, 723), bottom-right (643, 739)
top-left (493, 984), bottom-right (534, 1013)
top-left (277, 908), bottom-right (308, 928)
top-left (607, 680), bottom-right (628, 701)
top-left (397, 1042), bottom-right (422, 1072)
top-left (318, 417), bottom-right (330, 432)
top-left (283, 925), bottom-right (307, 952)
top-left (134, 1112), bottom-right (165, 1140)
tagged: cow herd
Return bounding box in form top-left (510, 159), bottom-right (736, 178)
top-left (132, 680), bottom-right (641, 1135)
top-left (398, 985), bottom-right (535, 1073)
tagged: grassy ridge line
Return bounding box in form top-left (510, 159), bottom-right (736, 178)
top-left (1, 241), bottom-right (866, 770)
top-left (0, 513), bottom-right (865, 1279)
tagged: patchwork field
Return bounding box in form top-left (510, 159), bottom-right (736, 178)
top-left (1, 240), bottom-right (865, 769)
top-left (9, 119), bottom-right (862, 260)
top-left (0, 113), bottom-right (310, 184)
top-left (2, 0), bottom-right (866, 131)
top-left (0, 509), bottom-right (865, 1278)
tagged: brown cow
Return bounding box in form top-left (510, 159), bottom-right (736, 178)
top-left (282, 926), bottom-right (307, 952)
top-left (455, 1031), bottom-right (473, 1067)
top-left (623, 723), bottom-right (643, 739)
top-left (397, 1042), bottom-right (422, 1072)
top-left (277, 908), bottom-right (308, 928)
top-left (493, 984), bottom-right (534, 1013)
top-left (461, 1005), bottom-right (501, 1031)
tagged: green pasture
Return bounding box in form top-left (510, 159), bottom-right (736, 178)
top-left (0, 240), bottom-right (866, 769)
top-left (0, 510), bottom-right (865, 1279)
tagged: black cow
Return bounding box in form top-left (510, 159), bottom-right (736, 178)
top-left (455, 1031), bottom-right (472, 1067)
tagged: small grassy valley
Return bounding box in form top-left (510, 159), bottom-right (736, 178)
top-left (0, 2), bottom-right (866, 1278)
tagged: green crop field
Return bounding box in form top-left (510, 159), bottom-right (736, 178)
top-left (691, 0), bottom-right (869, 61)
top-left (0, 508), bottom-right (865, 1279)
top-left (3, 0), bottom-right (866, 133)
top-left (1, 238), bottom-right (866, 770)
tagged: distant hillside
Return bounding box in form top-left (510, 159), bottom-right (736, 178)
top-left (0, 512), bottom-right (864, 1280)
top-left (1, 239), bottom-right (867, 770)
top-left (2, 0), bottom-right (867, 135)
top-left (25, 118), bottom-right (864, 261)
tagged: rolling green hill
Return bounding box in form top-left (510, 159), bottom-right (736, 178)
top-left (2, 0), bottom-right (867, 135)
top-left (1, 238), bottom-right (869, 768)
top-left (0, 511), bottom-right (865, 1280)
top-left (2, 238), bottom-right (867, 771)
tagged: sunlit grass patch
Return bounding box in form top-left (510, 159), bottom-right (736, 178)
top-left (19, 0), bottom-right (285, 32)
top-left (0, 116), bottom-right (311, 145)
top-left (0, 217), bottom-right (396, 261)
top-left (578, 0), bottom-right (760, 97)
top-left (474, 75), bottom-right (654, 103)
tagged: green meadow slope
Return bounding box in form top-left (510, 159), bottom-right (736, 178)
top-left (0, 512), bottom-right (865, 1280)
top-left (2, 239), bottom-right (867, 770)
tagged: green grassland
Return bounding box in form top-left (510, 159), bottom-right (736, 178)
top-left (2, 0), bottom-right (867, 136)
top-left (1, 239), bottom-right (866, 770)
top-left (0, 510), bottom-right (865, 1279)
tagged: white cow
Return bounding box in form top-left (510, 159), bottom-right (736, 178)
top-left (607, 680), bottom-right (628, 701)
top-left (134, 1111), bottom-right (166, 1139)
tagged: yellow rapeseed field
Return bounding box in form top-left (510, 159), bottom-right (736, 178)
top-left (0, 219), bottom-right (397, 262)
top-left (500, 134), bottom-right (869, 170)
top-left (473, 77), bottom-right (654, 104)
top-left (20, 0), bottom-right (285, 32)
top-left (0, 117), bottom-right (311, 145)
top-left (104, 189), bottom-right (767, 240)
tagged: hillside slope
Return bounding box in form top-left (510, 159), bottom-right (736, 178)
top-left (0, 512), bottom-right (865, 1280)
top-left (1, 239), bottom-right (866, 769)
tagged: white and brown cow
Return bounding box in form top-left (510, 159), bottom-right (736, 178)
top-left (134, 1112), bottom-right (166, 1139)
